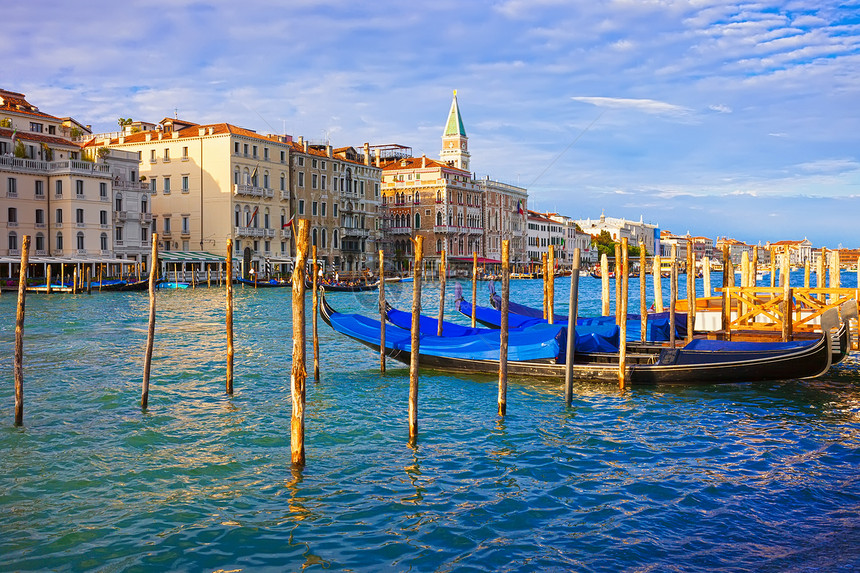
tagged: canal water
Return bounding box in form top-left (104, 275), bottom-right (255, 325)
top-left (1, 272), bottom-right (858, 572)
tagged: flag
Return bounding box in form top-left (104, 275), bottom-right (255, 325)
top-left (516, 200), bottom-right (524, 215)
top-left (282, 214), bottom-right (295, 229)
top-left (249, 206), bottom-right (259, 226)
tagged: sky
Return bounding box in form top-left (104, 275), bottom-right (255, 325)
top-left (4, 0), bottom-right (860, 247)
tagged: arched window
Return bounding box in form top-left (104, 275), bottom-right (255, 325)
top-left (436, 212), bottom-right (443, 226)
top-left (235, 205), bottom-right (241, 227)
top-left (312, 228), bottom-right (318, 247)
top-left (333, 229), bottom-right (339, 249)
top-left (436, 190), bottom-right (441, 202)
top-left (436, 238), bottom-right (442, 253)
top-left (263, 171), bottom-right (269, 189)
top-left (76, 231), bottom-right (85, 250)
top-left (415, 213), bottom-right (420, 229)
top-left (56, 232), bottom-right (63, 251)
top-left (100, 232), bottom-right (108, 251)
top-left (264, 208), bottom-right (270, 229)
top-left (280, 174), bottom-right (286, 191)
top-left (243, 206), bottom-right (251, 227)
top-left (234, 168), bottom-right (240, 185)
top-left (321, 228), bottom-right (327, 249)
top-left (414, 192), bottom-right (420, 204)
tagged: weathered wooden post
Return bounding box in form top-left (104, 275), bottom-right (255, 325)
top-left (804, 260), bottom-right (810, 288)
top-left (721, 245), bottom-right (731, 339)
top-left (379, 249), bottom-right (386, 373)
top-left (770, 248), bottom-right (776, 288)
top-left (619, 238), bottom-right (629, 388)
top-left (207, 267), bottom-right (211, 288)
top-left (669, 244), bottom-right (677, 348)
top-left (831, 250), bottom-right (841, 289)
top-left (702, 256), bottom-right (711, 298)
top-left (291, 220), bottom-right (310, 466)
top-left (437, 250), bottom-right (447, 336)
top-left (46, 266), bottom-right (52, 295)
top-left (498, 240), bottom-right (510, 416)
top-left (639, 241), bottom-right (647, 343)
top-left (687, 240), bottom-right (695, 343)
top-left (565, 248), bottom-right (581, 407)
top-left (86, 266), bottom-right (92, 294)
top-left (818, 248), bottom-right (826, 295)
top-left (653, 254), bottom-right (663, 312)
top-left (72, 267), bottom-right (78, 294)
top-left (226, 240), bottom-right (234, 394)
top-left (614, 242), bottom-right (622, 324)
top-left (98, 264), bottom-right (103, 291)
top-left (782, 254), bottom-right (793, 341)
top-left (601, 253), bottom-right (610, 317)
top-left (13, 235), bottom-right (30, 426)
top-left (142, 234), bottom-right (158, 410)
top-left (471, 251), bottom-right (478, 327)
top-left (547, 245), bottom-right (555, 324)
top-left (409, 236), bottom-right (424, 444)
top-left (541, 252), bottom-right (548, 319)
top-left (740, 251), bottom-right (750, 326)
top-left (312, 245), bottom-right (320, 382)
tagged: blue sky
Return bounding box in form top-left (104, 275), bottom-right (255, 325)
top-left (4, 0), bottom-right (860, 247)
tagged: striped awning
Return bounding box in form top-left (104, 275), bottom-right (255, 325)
top-left (158, 251), bottom-right (226, 263)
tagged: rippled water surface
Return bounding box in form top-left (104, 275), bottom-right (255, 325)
top-left (1, 273), bottom-right (859, 572)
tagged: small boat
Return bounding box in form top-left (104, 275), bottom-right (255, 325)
top-left (26, 283), bottom-right (74, 293)
top-left (119, 279), bottom-right (150, 291)
top-left (156, 280), bottom-right (189, 289)
top-left (237, 277), bottom-right (290, 288)
top-left (320, 293), bottom-right (837, 385)
top-left (307, 278), bottom-right (378, 292)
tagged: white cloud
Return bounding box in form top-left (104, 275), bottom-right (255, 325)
top-left (571, 97), bottom-right (692, 117)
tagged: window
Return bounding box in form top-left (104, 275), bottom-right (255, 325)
top-left (55, 180), bottom-right (63, 196)
top-left (298, 156), bottom-right (304, 167)
top-left (243, 144), bottom-right (249, 156)
top-left (322, 228), bottom-right (327, 249)
top-left (164, 217), bottom-right (171, 232)
top-left (253, 145), bottom-right (258, 158)
top-left (35, 233), bottom-right (44, 252)
top-left (182, 146), bottom-right (188, 159)
top-left (321, 175), bottom-right (326, 190)
top-left (56, 209), bottom-right (63, 224)
top-left (182, 176), bottom-right (189, 192)
top-left (234, 142), bottom-right (240, 154)
top-left (333, 229), bottom-right (339, 249)
top-left (35, 209), bottom-right (44, 226)
top-left (141, 228), bottom-right (147, 243)
top-left (415, 213), bottom-right (421, 228)
top-left (312, 228), bottom-right (317, 246)
top-left (321, 202), bottom-right (327, 217)
top-left (312, 159), bottom-right (318, 169)
top-left (182, 217), bottom-right (189, 234)
top-left (264, 211), bottom-right (270, 229)
top-left (76, 209), bottom-right (84, 224)
top-left (312, 174), bottom-right (318, 189)
top-left (35, 180), bottom-right (44, 197)
top-left (8, 207), bottom-right (17, 224)
top-left (149, 179), bottom-right (156, 193)
top-left (333, 204), bottom-right (338, 217)
top-left (5, 177), bottom-right (16, 197)
top-left (116, 227), bottom-right (123, 241)
top-left (100, 233), bottom-right (108, 251)
top-left (141, 198), bottom-right (148, 213)
top-left (100, 210), bottom-right (108, 226)
top-left (162, 177), bottom-right (170, 194)
top-left (264, 148), bottom-right (269, 161)
top-left (8, 232), bottom-right (17, 251)
top-left (116, 196), bottom-right (122, 211)
top-left (76, 180), bottom-right (84, 197)
top-left (76, 232), bottom-right (84, 250)
top-left (234, 207), bottom-right (240, 227)
top-left (298, 172), bottom-right (305, 187)
top-left (280, 174), bottom-right (286, 191)
top-left (312, 201), bottom-right (318, 216)
top-left (280, 150), bottom-right (285, 163)
top-left (298, 200), bottom-right (305, 215)
top-left (163, 148), bottom-right (169, 161)
top-left (150, 149), bottom-right (156, 162)
top-left (30, 122), bottom-right (43, 133)
top-left (56, 232), bottom-right (63, 251)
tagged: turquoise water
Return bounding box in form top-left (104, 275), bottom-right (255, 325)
top-left (1, 272), bottom-right (859, 572)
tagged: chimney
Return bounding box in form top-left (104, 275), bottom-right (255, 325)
top-left (375, 149), bottom-right (380, 167)
top-left (199, 128), bottom-right (206, 137)
top-left (326, 145), bottom-right (332, 158)
top-left (118, 136), bottom-right (125, 144)
top-left (363, 143), bottom-right (370, 166)
top-left (303, 141), bottom-right (308, 153)
top-left (171, 131), bottom-right (180, 139)
top-left (145, 133), bottom-right (152, 142)
top-left (422, 154), bottom-right (426, 168)
top-left (297, 136), bottom-right (303, 145)
top-left (208, 127), bottom-right (214, 135)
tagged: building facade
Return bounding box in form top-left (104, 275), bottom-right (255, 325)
top-left (576, 213), bottom-right (660, 255)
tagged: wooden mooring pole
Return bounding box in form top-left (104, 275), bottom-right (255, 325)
top-left (471, 251), bottom-right (478, 328)
top-left (601, 253), bottom-right (610, 317)
top-left (542, 252), bottom-right (548, 320)
top-left (409, 236), bottom-right (424, 444)
top-left (498, 240), bottom-right (510, 417)
top-left (378, 250), bottom-right (386, 373)
top-left (619, 238), bottom-right (629, 388)
top-left (639, 242), bottom-right (647, 343)
top-left (312, 245), bottom-right (320, 382)
top-left (291, 220), bottom-right (310, 466)
top-left (653, 254), bottom-right (663, 312)
top-left (226, 239), bottom-right (234, 395)
top-left (720, 245), bottom-right (731, 340)
top-left (687, 240), bottom-right (695, 344)
top-left (547, 245), bottom-right (555, 325)
top-left (437, 250), bottom-right (447, 336)
top-left (14, 235), bottom-right (30, 426)
top-left (565, 248), bottom-right (581, 407)
top-left (669, 244), bottom-right (677, 348)
top-left (614, 243), bottom-right (622, 324)
top-left (702, 256), bottom-right (711, 298)
top-left (141, 234), bottom-right (158, 410)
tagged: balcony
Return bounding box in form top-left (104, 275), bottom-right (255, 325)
top-left (7, 221), bottom-right (18, 228)
top-left (141, 213), bottom-right (153, 223)
top-left (387, 227), bottom-right (412, 235)
top-left (35, 222), bottom-right (46, 229)
top-left (76, 249), bottom-right (87, 256)
top-left (342, 227), bottom-right (370, 239)
top-left (433, 225), bottom-right (455, 234)
top-left (233, 184), bottom-right (274, 198)
top-left (113, 180), bottom-right (150, 193)
top-left (281, 190), bottom-right (290, 201)
top-left (0, 156), bottom-right (110, 178)
top-left (115, 211), bottom-right (128, 222)
top-left (75, 222), bottom-right (86, 228)
top-left (235, 226), bottom-right (266, 238)
top-left (281, 229), bottom-right (292, 239)
top-left (8, 249), bottom-right (20, 256)
top-left (34, 250), bottom-right (47, 256)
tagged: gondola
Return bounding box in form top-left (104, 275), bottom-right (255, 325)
top-left (119, 279), bottom-right (150, 291)
top-left (321, 293), bottom-right (836, 385)
top-left (155, 280), bottom-right (189, 289)
top-left (236, 277), bottom-right (290, 288)
top-left (306, 278), bottom-right (378, 292)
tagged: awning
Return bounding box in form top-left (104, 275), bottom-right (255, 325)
top-left (158, 251), bottom-right (226, 263)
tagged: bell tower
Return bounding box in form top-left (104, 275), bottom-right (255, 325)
top-left (440, 90), bottom-right (470, 171)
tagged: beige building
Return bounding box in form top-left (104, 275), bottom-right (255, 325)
top-left (476, 177), bottom-right (528, 265)
top-left (576, 212), bottom-right (659, 255)
top-left (0, 89), bottom-right (152, 272)
top-left (89, 118), bottom-right (294, 275)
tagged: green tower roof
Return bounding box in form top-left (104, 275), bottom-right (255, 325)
top-left (444, 90), bottom-right (466, 137)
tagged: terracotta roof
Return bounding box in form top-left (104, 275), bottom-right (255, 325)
top-left (0, 127), bottom-right (79, 149)
top-left (0, 91), bottom-right (61, 121)
top-left (379, 156), bottom-right (469, 174)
